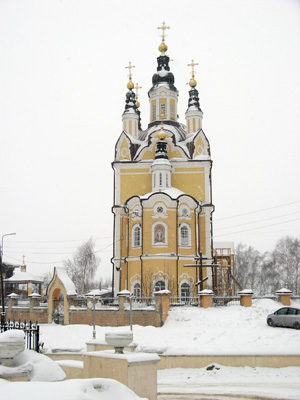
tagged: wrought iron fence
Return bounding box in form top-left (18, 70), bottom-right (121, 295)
top-left (213, 296), bottom-right (240, 306)
top-left (0, 320), bottom-right (41, 353)
top-left (170, 296), bottom-right (199, 306)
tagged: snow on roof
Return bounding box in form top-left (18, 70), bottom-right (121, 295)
top-left (276, 288), bottom-right (292, 294)
top-left (53, 267), bottom-right (77, 296)
top-left (214, 242), bottom-right (235, 252)
top-left (239, 289), bottom-right (254, 295)
top-left (4, 269), bottom-right (43, 283)
top-left (140, 186), bottom-right (186, 200)
top-left (2, 261), bottom-right (21, 267)
top-left (86, 288), bottom-right (112, 296)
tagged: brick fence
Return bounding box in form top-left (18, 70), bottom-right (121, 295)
top-left (5, 288), bottom-right (294, 326)
top-left (5, 291), bottom-right (170, 327)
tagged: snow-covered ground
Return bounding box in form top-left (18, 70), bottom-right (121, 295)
top-left (1, 299), bottom-right (300, 399)
top-left (158, 365), bottom-right (300, 400)
top-left (40, 299), bottom-right (300, 356)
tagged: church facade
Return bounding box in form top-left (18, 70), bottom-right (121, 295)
top-left (112, 24), bottom-right (214, 299)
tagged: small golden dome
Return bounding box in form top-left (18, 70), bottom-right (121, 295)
top-left (127, 79), bottom-right (134, 90)
top-left (158, 131), bottom-right (166, 140)
top-left (136, 99), bottom-right (140, 108)
top-left (189, 78), bottom-right (197, 87)
top-left (158, 42), bottom-right (168, 55)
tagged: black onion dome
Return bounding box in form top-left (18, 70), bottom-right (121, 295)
top-left (187, 87), bottom-right (202, 111)
top-left (155, 139), bottom-right (168, 160)
top-left (124, 89), bottom-right (137, 112)
top-left (149, 55), bottom-right (177, 94)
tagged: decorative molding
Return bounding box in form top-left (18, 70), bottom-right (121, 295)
top-left (130, 274), bottom-right (141, 285)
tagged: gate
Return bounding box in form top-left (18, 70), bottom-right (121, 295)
top-left (0, 320), bottom-right (41, 353)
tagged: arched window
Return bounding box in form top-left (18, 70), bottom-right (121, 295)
top-left (159, 173), bottom-right (162, 187)
top-left (133, 282), bottom-right (141, 299)
top-left (180, 282), bottom-right (191, 303)
top-left (154, 224), bottom-right (165, 244)
top-left (132, 224), bottom-right (141, 247)
top-left (180, 225), bottom-right (189, 246)
top-left (154, 279), bottom-right (166, 292)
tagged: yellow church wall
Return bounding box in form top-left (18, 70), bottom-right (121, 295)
top-left (168, 149), bottom-right (185, 159)
top-left (172, 171), bottom-right (205, 201)
top-left (120, 173), bottom-right (151, 204)
top-left (119, 138), bottom-right (130, 161)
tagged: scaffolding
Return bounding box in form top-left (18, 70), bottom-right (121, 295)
top-left (213, 243), bottom-right (242, 297)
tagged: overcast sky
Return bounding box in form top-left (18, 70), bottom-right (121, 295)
top-left (1, 0), bottom-right (300, 280)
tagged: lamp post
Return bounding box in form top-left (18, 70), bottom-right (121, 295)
top-left (1, 233), bottom-right (16, 326)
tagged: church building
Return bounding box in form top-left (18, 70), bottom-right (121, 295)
top-left (112, 23), bottom-right (214, 299)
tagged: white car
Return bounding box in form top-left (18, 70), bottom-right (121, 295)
top-left (267, 307), bottom-right (300, 329)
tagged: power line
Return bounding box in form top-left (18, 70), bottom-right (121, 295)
top-left (214, 201), bottom-right (300, 222)
top-left (214, 211), bottom-right (300, 231)
top-left (214, 218), bottom-right (300, 237)
top-left (6, 236), bottom-right (113, 244)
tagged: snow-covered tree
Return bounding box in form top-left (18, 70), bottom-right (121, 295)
top-left (64, 238), bottom-right (100, 295)
top-left (271, 236), bottom-right (300, 294)
top-left (234, 243), bottom-right (262, 295)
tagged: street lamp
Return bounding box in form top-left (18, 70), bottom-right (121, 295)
top-left (0, 233), bottom-right (16, 326)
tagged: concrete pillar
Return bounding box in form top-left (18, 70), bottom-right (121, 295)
top-left (7, 293), bottom-right (20, 311)
top-left (239, 289), bottom-right (253, 307)
top-left (117, 290), bottom-right (131, 312)
top-left (199, 289), bottom-right (214, 308)
top-left (154, 290), bottom-right (171, 325)
top-left (29, 293), bottom-right (41, 312)
top-left (276, 288), bottom-right (292, 306)
top-left (83, 350), bottom-right (160, 400)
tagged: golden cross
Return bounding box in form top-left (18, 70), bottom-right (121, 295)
top-left (125, 61), bottom-right (135, 80)
top-left (188, 59), bottom-right (199, 78)
top-left (157, 21), bottom-right (170, 41)
top-left (134, 83), bottom-right (142, 98)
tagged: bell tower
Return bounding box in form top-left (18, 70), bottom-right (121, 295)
top-left (148, 22), bottom-right (178, 124)
top-left (122, 62), bottom-right (139, 138)
top-left (185, 60), bottom-right (203, 134)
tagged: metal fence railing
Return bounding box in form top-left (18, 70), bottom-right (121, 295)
top-left (0, 320), bottom-right (41, 353)
top-left (170, 297), bottom-right (199, 306)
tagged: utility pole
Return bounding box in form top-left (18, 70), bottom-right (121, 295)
top-left (1, 233), bottom-right (16, 326)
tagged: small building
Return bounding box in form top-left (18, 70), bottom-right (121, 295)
top-left (4, 265), bottom-right (44, 298)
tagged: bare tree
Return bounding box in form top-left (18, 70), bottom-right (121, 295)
top-left (272, 236), bottom-right (300, 294)
top-left (234, 243), bottom-right (262, 295)
top-left (64, 238), bottom-right (100, 295)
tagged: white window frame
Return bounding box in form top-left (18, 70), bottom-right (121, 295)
top-left (132, 224), bottom-right (141, 248)
top-left (152, 221), bottom-right (168, 247)
top-left (152, 104), bottom-right (156, 121)
top-left (160, 103), bottom-right (166, 118)
top-left (179, 223), bottom-right (191, 247)
top-left (170, 103), bottom-right (175, 120)
top-left (153, 278), bottom-right (167, 293)
top-left (133, 282), bottom-right (141, 300)
top-left (180, 281), bottom-right (191, 303)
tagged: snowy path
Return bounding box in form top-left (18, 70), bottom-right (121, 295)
top-left (157, 366), bottom-right (300, 400)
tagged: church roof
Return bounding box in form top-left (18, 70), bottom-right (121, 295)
top-left (4, 269), bottom-right (43, 283)
top-left (140, 186), bottom-right (189, 200)
top-left (47, 267), bottom-right (77, 296)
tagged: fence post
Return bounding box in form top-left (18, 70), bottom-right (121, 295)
top-left (29, 293), bottom-right (41, 313)
top-left (276, 288), bottom-right (292, 306)
top-left (7, 293), bottom-right (20, 311)
top-left (238, 289), bottom-right (253, 307)
top-left (198, 289), bottom-right (214, 308)
top-left (117, 290), bottom-right (131, 312)
top-left (154, 290), bottom-right (171, 326)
